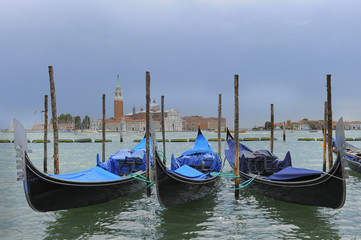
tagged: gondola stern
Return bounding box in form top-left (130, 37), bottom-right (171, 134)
top-left (197, 126), bottom-right (202, 136)
top-left (226, 128), bottom-right (233, 140)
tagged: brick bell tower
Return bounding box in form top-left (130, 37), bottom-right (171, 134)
top-left (114, 74), bottom-right (123, 120)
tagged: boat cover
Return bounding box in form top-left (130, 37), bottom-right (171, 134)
top-left (98, 137), bottom-right (153, 175)
top-left (224, 139), bottom-right (252, 167)
top-left (171, 132), bottom-right (222, 172)
top-left (225, 138), bottom-right (292, 174)
top-left (169, 165), bottom-right (208, 179)
top-left (265, 167), bottom-right (325, 180)
top-left (52, 166), bottom-right (122, 182)
top-left (180, 132), bottom-right (217, 157)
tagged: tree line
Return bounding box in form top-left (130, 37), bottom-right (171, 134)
top-left (57, 113), bottom-right (90, 130)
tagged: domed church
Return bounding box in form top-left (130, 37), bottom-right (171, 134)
top-left (104, 75), bottom-right (183, 132)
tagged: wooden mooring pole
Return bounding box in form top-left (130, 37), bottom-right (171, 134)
top-left (146, 71), bottom-right (151, 197)
top-left (282, 121), bottom-right (286, 141)
top-left (218, 94), bottom-right (222, 157)
top-left (327, 75), bottom-right (333, 170)
top-left (270, 104), bottom-right (274, 153)
top-left (120, 122), bottom-right (123, 142)
top-left (102, 94), bottom-right (106, 162)
top-left (44, 95), bottom-right (48, 173)
top-left (323, 101), bottom-right (327, 172)
top-left (48, 66), bottom-right (59, 174)
top-left (234, 75), bottom-right (240, 200)
top-left (161, 95), bottom-right (166, 164)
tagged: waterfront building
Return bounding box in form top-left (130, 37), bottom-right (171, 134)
top-left (104, 76), bottom-right (182, 132)
top-left (182, 116), bottom-right (226, 131)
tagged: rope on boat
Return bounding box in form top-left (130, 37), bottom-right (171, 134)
top-left (234, 177), bottom-right (256, 190)
top-left (127, 173), bottom-right (154, 189)
top-left (210, 172), bottom-right (239, 178)
top-left (210, 172), bottom-right (255, 189)
top-left (129, 172), bottom-right (146, 179)
top-left (128, 173), bottom-right (153, 183)
top-left (218, 153), bottom-right (227, 169)
top-left (157, 150), bottom-right (167, 163)
top-left (324, 173), bottom-right (345, 182)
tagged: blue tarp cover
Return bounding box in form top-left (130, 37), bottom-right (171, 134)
top-left (265, 167), bottom-right (325, 180)
top-left (225, 138), bottom-right (292, 174)
top-left (169, 133), bottom-right (222, 178)
top-left (171, 153), bottom-right (221, 171)
top-left (224, 139), bottom-right (252, 167)
top-left (131, 137), bottom-right (153, 151)
top-left (52, 166), bottom-right (122, 182)
top-left (171, 165), bottom-right (207, 179)
top-left (98, 137), bottom-right (153, 175)
top-left (179, 133), bottom-right (215, 157)
top-left (171, 132), bottom-right (221, 172)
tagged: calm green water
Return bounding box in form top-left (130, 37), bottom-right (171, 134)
top-left (1, 130), bottom-right (361, 239)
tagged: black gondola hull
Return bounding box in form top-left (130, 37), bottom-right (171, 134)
top-left (345, 158), bottom-right (361, 174)
top-left (154, 153), bottom-right (220, 207)
top-left (23, 153), bottom-right (147, 212)
top-left (236, 155), bottom-right (345, 209)
top-left (225, 129), bottom-right (346, 209)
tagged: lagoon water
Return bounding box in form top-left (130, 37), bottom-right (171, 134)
top-left (1, 130), bottom-right (361, 239)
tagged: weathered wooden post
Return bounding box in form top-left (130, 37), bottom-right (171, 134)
top-left (161, 95), bottom-right (166, 164)
top-left (218, 94), bottom-right (222, 156)
top-left (102, 94), bottom-right (106, 162)
top-left (48, 66), bottom-right (59, 174)
top-left (234, 75), bottom-right (240, 200)
top-left (44, 95), bottom-right (48, 173)
top-left (146, 71), bottom-right (151, 197)
top-left (270, 104), bottom-right (274, 153)
top-left (323, 101), bottom-right (327, 172)
top-left (282, 121), bottom-right (286, 141)
top-left (120, 122), bottom-right (123, 143)
top-left (327, 75), bottom-right (333, 169)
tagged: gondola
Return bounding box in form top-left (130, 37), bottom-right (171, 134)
top-left (224, 118), bottom-right (347, 209)
top-left (334, 140), bottom-right (361, 174)
top-left (14, 119), bottom-right (151, 212)
top-left (153, 128), bottom-right (222, 207)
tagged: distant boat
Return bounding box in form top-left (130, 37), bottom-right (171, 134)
top-left (153, 128), bottom-right (222, 207)
top-left (333, 140), bottom-right (361, 175)
top-left (224, 118), bottom-right (346, 209)
top-left (14, 119), bottom-right (151, 212)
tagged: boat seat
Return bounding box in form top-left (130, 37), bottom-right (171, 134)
top-left (246, 156), bottom-right (275, 175)
top-left (189, 159), bottom-right (214, 173)
top-left (118, 157), bottom-right (143, 176)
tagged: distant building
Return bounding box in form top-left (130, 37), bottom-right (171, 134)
top-left (349, 121), bottom-right (361, 130)
top-left (182, 116), bottom-right (226, 131)
top-left (90, 119), bottom-right (102, 131)
top-left (104, 76), bottom-right (182, 132)
top-left (31, 123), bottom-right (74, 132)
top-left (295, 124), bottom-right (310, 131)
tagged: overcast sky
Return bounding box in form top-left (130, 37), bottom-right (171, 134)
top-left (1, 0), bottom-right (360, 129)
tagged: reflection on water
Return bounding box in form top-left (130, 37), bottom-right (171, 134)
top-left (347, 169), bottom-right (361, 181)
top-left (43, 190), bottom-right (152, 239)
top-left (240, 188), bottom-right (340, 239)
top-left (155, 193), bottom-right (218, 240)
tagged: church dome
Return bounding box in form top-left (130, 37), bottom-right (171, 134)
top-left (150, 99), bottom-right (160, 112)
